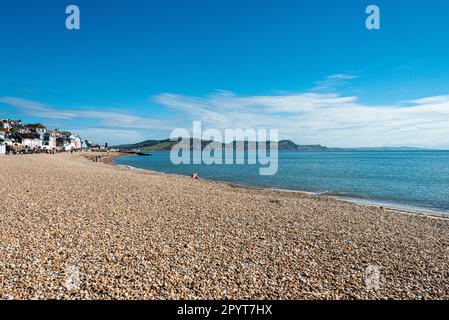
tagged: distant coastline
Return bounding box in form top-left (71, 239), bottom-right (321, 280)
top-left (114, 138), bottom-right (436, 152)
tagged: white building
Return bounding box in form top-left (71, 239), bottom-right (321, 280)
top-left (0, 130), bottom-right (5, 155)
top-left (1, 120), bottom-right (10, 130)
top-left (15, 133), bottom-right (42, 149)
top-left (72, 135), bottom-right (82, 149)
top-left (1, 119), bottom-right (22, 130)
top-left (43, 133), bottom-right (57, 150)
top-left (62, 134), bottom-right (83, 150)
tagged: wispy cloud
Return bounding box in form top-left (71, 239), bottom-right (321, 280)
top-left (405, 95), bottom-right (449, 105)
top-left (0, 97), bottom-right (178, 130)
top-left (312, 73), bottom-right (360, 92)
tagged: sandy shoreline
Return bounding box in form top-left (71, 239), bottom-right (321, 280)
top-left (1, 152), bottom-right (448, 299)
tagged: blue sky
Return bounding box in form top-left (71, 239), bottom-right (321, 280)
top-left (1, 0), bottom-right (449, 147)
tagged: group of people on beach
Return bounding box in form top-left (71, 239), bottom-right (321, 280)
top-left (4, 145), bottom-right (83, 155)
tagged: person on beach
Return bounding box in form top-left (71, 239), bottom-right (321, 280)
top-left (191, 172), bottom-right (200, 179)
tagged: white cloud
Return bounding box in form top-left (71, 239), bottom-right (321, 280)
top-left (153, 91), bottom-right (449, 148)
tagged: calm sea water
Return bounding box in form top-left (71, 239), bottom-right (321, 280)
top-left (114, 151), bottom-right (449, 214)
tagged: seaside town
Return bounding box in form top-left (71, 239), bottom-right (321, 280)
top-left (0, 118), bottom-right (103, 155)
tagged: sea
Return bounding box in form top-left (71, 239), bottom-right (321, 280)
top-left (114, 150), bottom-right (449, 215)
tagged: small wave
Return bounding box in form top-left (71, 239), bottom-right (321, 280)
top-left (333, 196), bottom-right (449, 216)
top-left (318, 191), bottom-right (349, 197)
top-left (116, 164), bottom-right (138, 170)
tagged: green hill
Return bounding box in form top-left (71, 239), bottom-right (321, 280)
top-left (115, 139), bottom-right (328, 152)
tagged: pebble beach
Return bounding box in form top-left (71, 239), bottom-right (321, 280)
top-left (0, 152), bottom-right (448, 299)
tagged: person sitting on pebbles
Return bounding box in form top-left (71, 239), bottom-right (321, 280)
top-left (191, 172), bottom-right (200, 179)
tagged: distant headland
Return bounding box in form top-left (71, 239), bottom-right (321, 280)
top-left (114, 138), bottom-right (431, 152)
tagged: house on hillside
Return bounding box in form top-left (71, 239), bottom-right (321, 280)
top-left (1, 119), bottom-right (23, 131)
top-left (13, 132), bottom-right (42, 149)
top-left (43, 132), bottom-right (57, 150)
top-left (1, 120), bottom-right (9, 130)
top-left (0, 129), bottom-right (5, 155)
top-left (56, 131), bottom-right (71, 150)
top-left (54, 131), bottom-right (82, 151)
top-left (26, 123), bottom-right (47, 135)
top-left (0, 128), bottom-right (13, 147)
top-left (71, 135), bottom-right (82, 150)
top-left (56, 135), bottom-right (67, 150)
